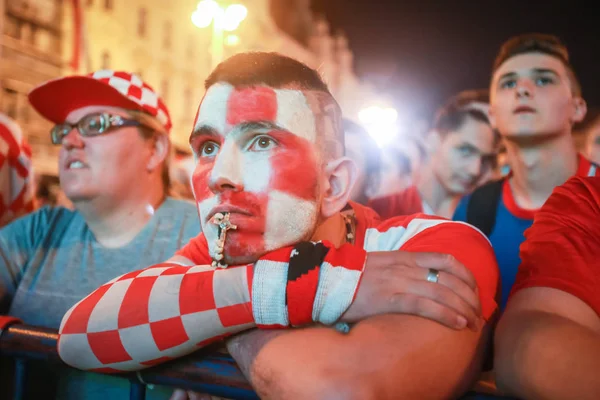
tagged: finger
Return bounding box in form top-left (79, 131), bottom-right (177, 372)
top-left (412, 252), bottom-right (478, 291)
top-left (433, 270), bottom-right (482, 316)
top-left (400, 278), bottom-right (480, 331)
top-left (390, 293), bottom-right (471, 330)
top-left (170, 390), bottom-right (188, 400)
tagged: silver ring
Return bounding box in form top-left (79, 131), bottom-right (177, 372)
top-left (426, 268), bottom-right (440, 283)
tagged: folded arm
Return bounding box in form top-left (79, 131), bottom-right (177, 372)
top-left (57, 240), bottom-right (366, 372)
top-left (228, 215), bottom-right (499, 399)
top-left (231, 313), bottom-right (490, 400)
top-left (495, 288), bottom-right (600, 400)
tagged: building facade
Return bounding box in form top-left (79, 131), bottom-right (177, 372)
top-left (2, 0), bottom-right (384, 175)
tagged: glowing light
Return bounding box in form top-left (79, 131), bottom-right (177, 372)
top-left (222, 4), bottom-right (247, 31)
top-left (225, 34), bottom-right (240, 46)
top-left (358, 106), bottom-right (399, 147)
top-left (191, 0), bottom-right (219, 28)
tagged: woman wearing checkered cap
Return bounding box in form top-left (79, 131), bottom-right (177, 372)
top-left (0, 70), bottom-right (200, 399)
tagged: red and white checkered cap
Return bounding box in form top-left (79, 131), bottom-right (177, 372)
top-left (28, 70), bottom-right (172, 133)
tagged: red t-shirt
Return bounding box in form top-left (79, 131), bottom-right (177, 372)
top-left (368, 186), bottom-right (425, 219)
top-left (511, 175), bottom-right (600, 316)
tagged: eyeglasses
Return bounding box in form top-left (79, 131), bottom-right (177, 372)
top-left (51, 112), bottom-right (156, 145)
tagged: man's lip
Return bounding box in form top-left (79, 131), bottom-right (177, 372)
top-left (207, 205), bottom-right (253, 222)
top-left (513, 105), bottom-right (536, 114)
top-left (63, 155), bottom-right (89, 169)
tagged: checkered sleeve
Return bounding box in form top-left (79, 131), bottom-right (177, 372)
top-left (57, 261), bottom-right (256, 372)
top-left (58, 241), bottom-right (368, 372)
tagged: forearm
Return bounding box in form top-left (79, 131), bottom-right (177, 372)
top-left (58, 262), bottom-right (256, 372)
top-left (239, 315), bottom-right (487, 400)
top-left (58, 243), bottom-right (366, 372)
top-left (495, 310), bottom-right (600, 400)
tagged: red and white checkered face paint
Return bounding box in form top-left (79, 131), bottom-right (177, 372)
top-left (191, 83), bottom-right (324, 265)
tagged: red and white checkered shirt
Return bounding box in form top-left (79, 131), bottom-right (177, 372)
top-left (57, 203), bottom-right (499, 373)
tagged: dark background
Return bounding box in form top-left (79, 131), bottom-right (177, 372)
top-left (310, 0), bottom-right (600, 123)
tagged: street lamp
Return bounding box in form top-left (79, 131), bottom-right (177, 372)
top-left (191, 0), bottom-right (248, 68)
top-left (358, 105), bottom-right (399, 147)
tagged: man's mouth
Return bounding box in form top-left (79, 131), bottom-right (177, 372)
top-left (513, 105), bottom-right (536, 114)
top-left (67, 160), bottom-right (87, 169)
top-left (207, 205), bottom-right (253, 223)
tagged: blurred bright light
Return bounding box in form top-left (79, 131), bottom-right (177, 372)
top-left (191, 0), bottom-right (219, 28)
top-left (358, 106), bottom-right (399, 147)
top-left (222, 4), bottom-right (247, 31)
top-left (192, 1), bottom-right (247, 31)
top-left (225, 34), bottom-right (240, 46)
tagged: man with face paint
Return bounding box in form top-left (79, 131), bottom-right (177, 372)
top-left (453, 33), bottom-right (600, 311)
top-left (369, 101), bottom-right (497, 219)
top-left (58, 53), bottom-right (499, 399)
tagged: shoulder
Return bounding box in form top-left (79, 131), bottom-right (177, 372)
top-left (160, 197), bottom-right (198, 214)
top-left (510, 176), bottom-right (600, 313)
top-left (0, 206), bottom-right (80, 246)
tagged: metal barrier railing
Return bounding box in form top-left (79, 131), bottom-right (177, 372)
top-left (0, 322), bottom-right (259, 400)
top-left (0, 321), bottom-right (502, 399)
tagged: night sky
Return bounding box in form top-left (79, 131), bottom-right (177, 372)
top-left (312, 0), bottom-right (600, 123)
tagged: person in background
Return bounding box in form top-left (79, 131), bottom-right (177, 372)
top-left (343, 118), bottom-right (382, 205)
top-left (0, 70), bottom-right (200, 399)
top-left (453, 33), bottom-right (599, 311)
top-left (370, 100), bottom-right (496, 219)
top-left (0, 113), bottom-right (34, 226)
top-left (495, 175), bottom-right (600, 399)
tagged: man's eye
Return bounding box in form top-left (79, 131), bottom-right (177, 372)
top-left (200, 141), bottom-right (220, 157)
top-left (248, 136), bottom-right (277, 151)
top-left (500, 80), bottom-right (516, 89)
top-left (535, 76), bottom-right (554, 86)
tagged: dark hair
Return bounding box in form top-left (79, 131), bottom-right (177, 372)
top-left (343, 118), bottom-right (381, 177)
top-left (433, 103), bottom-right (490, 136)
top-left (205, 52), bottom-right (331, 93)
top-left (444, 89), bottom-right (489, 109)
top-left (493, 33), bottom-right (581, 96)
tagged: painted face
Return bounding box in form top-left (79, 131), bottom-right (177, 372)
top-left (190, 83), bottom-right (337, 265)
top-left (58, 105), bottom-right (155, 205)
top-left (491, 53), bottom-right (577, 138)
top-left (431, 117), bottom-right (496, 195)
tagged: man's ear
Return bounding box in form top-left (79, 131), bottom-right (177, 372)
top-left (147, 133), bottom-right (170, 171)
top-left (321, 157), bottom-right (357, 218)
top-left (571, 97), bottom-right (587, 124)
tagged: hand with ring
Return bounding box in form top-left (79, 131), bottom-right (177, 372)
top-left (342, 251), bottom-right (483, 331)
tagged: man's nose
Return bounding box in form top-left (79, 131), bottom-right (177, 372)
top-left (61, 128), bottom-right (85, 150)
top-left (515, 79), bottom-right (534, 98)
top-left (208, 143), bottom-right (244, 194)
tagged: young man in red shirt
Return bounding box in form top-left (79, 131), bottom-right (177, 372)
top-left (495, 175), bottom-right (600, 399)
top-left (453, 34), bottom-right (599, 310)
